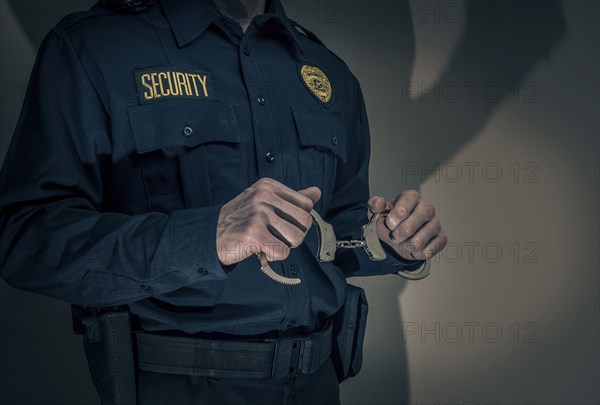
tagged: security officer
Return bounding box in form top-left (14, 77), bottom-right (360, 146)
top-left (0, 0), bottom-right (447, 404)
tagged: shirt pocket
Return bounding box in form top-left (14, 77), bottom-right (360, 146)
top-left (291, 107), bottom-right (347, 214)
top-left (128, 101), bottom-right (242, 212)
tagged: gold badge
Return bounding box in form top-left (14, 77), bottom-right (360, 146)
top-left (300, 65), bottom-right (333, 105)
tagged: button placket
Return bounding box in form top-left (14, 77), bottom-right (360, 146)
top-left (239, 31), bottom-right (281, 181)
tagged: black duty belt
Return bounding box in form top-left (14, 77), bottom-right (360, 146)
top-left (135, 322), bottom-right (332, 379)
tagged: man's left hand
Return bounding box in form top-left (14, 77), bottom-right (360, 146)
top-left (368, 190), bottom-right (447, 261)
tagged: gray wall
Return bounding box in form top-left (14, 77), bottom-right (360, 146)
top-left (1, 1), bottom-right (598, 404)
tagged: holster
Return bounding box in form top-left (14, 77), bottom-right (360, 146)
top-left (330, 284), bottom-right (369, 383)
top-left (72, 306), bottom-right (138, 405)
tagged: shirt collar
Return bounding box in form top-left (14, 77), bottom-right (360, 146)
top-left (158, 0), bottom-right (306, 54)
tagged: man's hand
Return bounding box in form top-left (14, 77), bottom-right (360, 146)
top-left (368, 190), bottom-right (447, 261)
top-left (216, 178), bottom-right (321, 266)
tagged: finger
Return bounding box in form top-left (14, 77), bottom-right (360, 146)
top-left (268, 180), bottom-right (317, 212)
top-left (264, 210), bottom-right (309, 249)
top-left (236, 242), bottom-right (262, 263)
top-left (242, 217), bottom-right (291, 262)
top-left (262, 195), bottom-right (314, 232)
top-left (390, 203), bottom-right (436, 242)
top-left (256, 230), bottom-right (291, 262)
top-left (298, 186), bottom-right (322, 206)
top-left (396, 218), bottom-right (441, 256)
top-left (385, 190), bottom-right (420, 230)
top-left (421, 231), bottom-right (448, 259)
top-left (368, 196), bottom-right (388, 214)
top-left (253, 178), bottom-right (315, 212)
top-left (232, 202), bottom-right (303, 260)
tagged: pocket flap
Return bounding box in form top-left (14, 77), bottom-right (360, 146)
top-left (291, 108), bottom-right (347, 163)
top-left (128, 102), bottom-right (240, 154)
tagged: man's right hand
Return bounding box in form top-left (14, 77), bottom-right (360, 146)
top-left (216, 178), bottom-right (321, 266)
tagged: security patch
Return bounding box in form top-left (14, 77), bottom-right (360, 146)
top-left (134, 68), bottom-right (217, 104)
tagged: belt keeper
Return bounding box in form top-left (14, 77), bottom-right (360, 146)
top-left (269, 337), bottom-right (304, 378)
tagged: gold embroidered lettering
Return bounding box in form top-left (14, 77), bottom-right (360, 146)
top-left (197, 74), bottom-right (209, 97)
top-left (189, 74), bottom-right (200, 97)
top-left (158, 72), bottom-right (170, 97)
top-left (150, 73), bottom-right (161, 99)
top-left (139, 70), bottom-right (212, 102)
top-left (141, 74), bottom-right (154, 100)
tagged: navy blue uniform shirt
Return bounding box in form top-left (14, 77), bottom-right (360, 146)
top-left (0, 0), bottom-right (421, 335)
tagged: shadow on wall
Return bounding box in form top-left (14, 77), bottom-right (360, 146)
top-left (2, 0), bottom-right (566, 404)
top-left (305, 1), bottom-right (567, 404)
top-left (391, 0), bottom-right (567, 189)
top-left (6, 0), bottom-right (97, 48)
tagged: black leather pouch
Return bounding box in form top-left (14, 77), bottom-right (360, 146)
top-left (330, 284), bottom-right (369, 382)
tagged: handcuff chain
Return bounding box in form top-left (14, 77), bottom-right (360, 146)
top-left (335, 210), bottom-right (390, 250)
top-left (336, 240), bottom-right (366, 249)
top-left (257, 208), bottom-right (430, 285)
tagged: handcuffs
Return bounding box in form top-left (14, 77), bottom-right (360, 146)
top-left (258, 210), bottom-right (431, 285)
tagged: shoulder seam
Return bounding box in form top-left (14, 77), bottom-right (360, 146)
top-left (55, 7), bottom-right (114, 31)
top-left (50, 27), bottom-right (111, 117)
top-left (288, 19), bottom-right (349, 68)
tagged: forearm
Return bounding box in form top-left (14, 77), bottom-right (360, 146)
top-left (0, 200), bottom-right (226, 307)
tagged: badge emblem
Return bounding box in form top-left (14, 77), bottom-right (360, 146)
top-left (300, 65), bottom-right (333, 105)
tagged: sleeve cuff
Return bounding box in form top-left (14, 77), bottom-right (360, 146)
top-left (380, 241), bottom-right (426, 271)
top-left (339, 228), bottom-right (425, 277)
top-left (168, 204), bottom-right (228, 282)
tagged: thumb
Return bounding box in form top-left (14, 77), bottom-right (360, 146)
top-left (368, 196), bottom-right (388, 213)
top-left (298, 186), bottom-right (322, 206)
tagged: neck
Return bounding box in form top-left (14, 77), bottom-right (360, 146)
top-left (212, 0), bottom-right (267, 32)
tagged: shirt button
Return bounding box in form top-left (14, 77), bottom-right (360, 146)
top-left (287, 320), bottom-right (296, 328)
top-left (183, 126), bottom-right (193, 137)
top-left (140, 284), bottom-right (152, 291)
top-left (331, 136), bottom-right (338, 146)
top-left (257, 96), bottom-right (266, 105)
top-left (265, 152), bottom-right (275, 163)
top-left (290, 265), bottom-right (298, 276)
top-left (198, 268), bottom-right (208, 276)
top-left (244, 47), bottom-right (250, 56)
